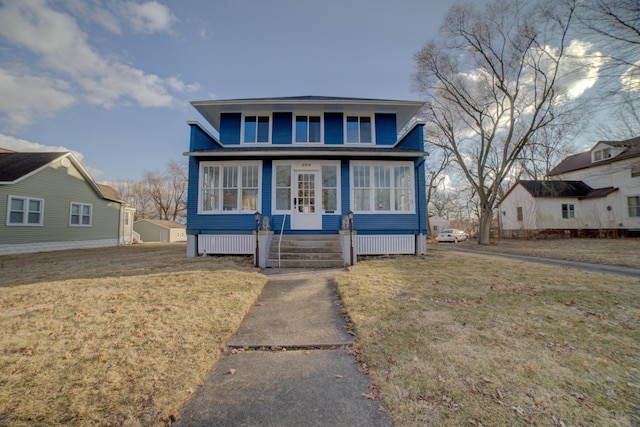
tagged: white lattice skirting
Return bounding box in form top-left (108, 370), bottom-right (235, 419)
top-left (356, 235), bottom-right (415, 255)
top-left (198, 234), bottom-right (255, 255)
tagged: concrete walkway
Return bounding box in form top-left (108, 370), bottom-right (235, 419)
top-left (174, 269), bottom-right (392, 427)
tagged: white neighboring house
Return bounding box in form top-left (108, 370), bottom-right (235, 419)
top-left (498, 136), bottom-right (640, 238)
top-left (428, 215), bottom-right (450, 235)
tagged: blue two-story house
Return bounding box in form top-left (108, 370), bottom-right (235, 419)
top-left (184, 96), bottom-right (428, 266)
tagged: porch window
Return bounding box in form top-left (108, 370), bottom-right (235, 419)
top-left (200, 162), bottom-right (261, 213)
top-left (275, 165), bottom-right (291, 210)
top-left (346, 116), bottom-right (373, 143)
top-left (7, 196), bottom-right (44, 226)
top-left (562, 203), bottom-right (575, 219)
top-left (243, 115), bottom-right (270, 143)
top-left (322, 166), bottom-right (337, 211)
top-left (295, 115), bottom-right (321, 143)
top-left (351, 162), bottom-right (415, 213)
top-left (70, 203), bottom-right (92, 226)
top-left (628, 196), bottom-right (640, 217)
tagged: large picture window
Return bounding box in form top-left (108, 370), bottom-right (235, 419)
top-left (351, 162), bottom-right (414, 213)
top-left (7, 196), bottom-right (44, 226)
top-left (70, 203), bottom-right (92, 226)
top-left (200, 162), bottom-right (261, 213)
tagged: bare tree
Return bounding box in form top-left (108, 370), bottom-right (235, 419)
top-left (414, 0), bottom-right (580, 244)
top-left (425, 147), bottom-right (451, 231)
top-left (111, 179), bottom-right (155, 221)
top-left (144, 159), bottom-right (187, 221)
top-left (577, 0), bottom-right (640, 136)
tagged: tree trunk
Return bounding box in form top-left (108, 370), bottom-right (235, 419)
top-left (477, 205), bottom-right (493, 245)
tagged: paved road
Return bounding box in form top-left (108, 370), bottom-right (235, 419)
top-left (430, 244), bottom-right (640, 278)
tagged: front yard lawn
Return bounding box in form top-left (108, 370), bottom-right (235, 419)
top-left (336, 251), bottom-right (640, 426)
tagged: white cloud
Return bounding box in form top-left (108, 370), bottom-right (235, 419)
top-left (557, 40), bottom-right (608, 99)
top-left (621, 61), bottom-right (640, 92)
top-left (125, 1), bottom-right (176, 33)
top-left (0, 133), bottom-right (83, 160)
top-left (0, 67), bottom-right (76, 131)
top-left (0, 0), bottom-right (198, 130)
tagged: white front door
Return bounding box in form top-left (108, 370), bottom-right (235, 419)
top-left (292, 170), bottom-right (322, 230)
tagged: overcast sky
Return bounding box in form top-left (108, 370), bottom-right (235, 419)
top-left (0, 0), bottom-right (620, 182)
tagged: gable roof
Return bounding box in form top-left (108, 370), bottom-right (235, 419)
top-left (0, 151), bottom-right (123, 203)
top-left (0, 152), bottom-right (66, 182)
top-left (191, 95), bottom-right (425, 134)
top-left (135, 219), bottom-right (185, 229)
top-left (549, 136), bottom-right (640, 176)
top-left (514, 180), bottom-right (617, 199)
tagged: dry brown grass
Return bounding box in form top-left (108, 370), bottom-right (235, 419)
top-left (0, 244), bottom-right (266, 426)
top-left (336, 252), bottom-right (640, 426)
top-left (432, 238), bottom-right (640, 268)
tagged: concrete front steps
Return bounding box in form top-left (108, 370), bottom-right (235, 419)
top-left (266, 235), bottom-right (345, 268)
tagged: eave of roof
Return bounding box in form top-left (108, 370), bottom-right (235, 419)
top-left (183, 146), bottom-right (428, 158)
top-left (191, 96), bottom-right (425, 134)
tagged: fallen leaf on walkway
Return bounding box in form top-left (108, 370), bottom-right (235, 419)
top-left (228, 369), bottom-right (236, 375)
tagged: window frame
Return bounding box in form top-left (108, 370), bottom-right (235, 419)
top-left (198, 161), bottom-right (262, 214)
top-left (561, 203), bottom-right (576, 219)
top-left (7, 195), bottom-right (44, 226)
top-left (293, 114), bottom-right (323, 144)
top-left (628, 196), bottom-right (640, 218)
top-left (516, 206), bottom-right (523, 221)
top-left (350, 161), bottom-right (415, 214)
top-left (241, 113), bottom-right (271, 144)
top-left (69, 202), bottom-right (93, 227)
top-left (344, 114), bottom-right (375, 144)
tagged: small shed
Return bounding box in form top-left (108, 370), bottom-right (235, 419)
top-left (134, 219), bottom-right (187, 243)
top-left (428, 215), bottom-right (450, 234)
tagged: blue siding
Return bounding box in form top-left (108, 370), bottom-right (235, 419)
top-left (189, 124), bottom-right (219, 151)
top-left (262, 160), bottom-right (272, 218)
top-left (186, 156), bottom-right (200, 235)
top-left (340, 160), bottom-right (350, 214)
top-left (220, 113), bottom-right (241, 144)
top-left (352, 214), bottom-right (421, 234)
top-left (415, 157), bottom-right (428, 235)
top-left (187, 214), bottom-right (258, 235)
top-left (375, 113), bottom-right (397, 145)
top-left (396, 123), bottom-right (424, 150)
top-left (273, 112), bottom-right (292, 144)
top-left (325, 113), bottom-right (343, 145)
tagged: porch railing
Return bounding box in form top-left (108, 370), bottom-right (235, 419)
top-left (278, 213), bottom-right (288, 268)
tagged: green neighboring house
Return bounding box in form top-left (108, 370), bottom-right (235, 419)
top-left (134, 219), bottom-right (187, 243)
top-left (0, 149), bottom-right (135, 255)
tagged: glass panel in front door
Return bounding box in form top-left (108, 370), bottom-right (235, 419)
top-left (297, 173), bottom-right (315, 213)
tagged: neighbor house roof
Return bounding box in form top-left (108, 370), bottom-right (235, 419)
top-left (548, 136), bottom-right (640, 176)
top-left (0, 151), bottom-right (123, 203)
top-left (190, 96), bottom-right (425, 134)
top-left (135, 219), bottom-right (185, 229)
top-left (516, 180), bottom-right (617, 199)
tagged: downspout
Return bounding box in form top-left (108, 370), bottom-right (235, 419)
top-left (415, 157), bottom-right (426, 254)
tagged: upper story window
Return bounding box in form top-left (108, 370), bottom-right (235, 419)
top-left (592, 147), bottom-right (613, 162)
top-left (7, 195), bottom-right (44, 226)
top-left (295, 115), bottom-right (322, 143)
top-left (346, 115), bottom-right (373, 143)
top-left (70, 203), bottom-right (92, 226)
top-left (243, 115), bottom-right (270, 143)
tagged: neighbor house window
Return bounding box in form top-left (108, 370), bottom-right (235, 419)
top-left (70, 203), bottom-right (92, 226)
top-left (517, 206), bottom-right (523, 221)
top-left (631, 167), bottom-right (640, 178)
top-left (562, 203), bottom-right (575, 219)
top-left (295, 115), bottom-right (321, 143)
top-left (200, 162), bottom-right (261, 213)
top-left (243, 115), bottom-right (270, 143)
top-left (346, 115), bottom-right (373, 143)
top-left (7, 196), bottom-right (44, 226)
top-left (628, 196), bottom-right (640, 217)
top-left (351, 162), bottom-right (414, 213)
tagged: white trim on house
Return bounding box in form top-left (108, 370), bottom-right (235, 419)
top-left (0, 238), bottom-right (118, 256)
top-left (349, 161), bottom-right (416, 214)
top-left (184, 149), bottom-right (427, 157)
top-left (198, 160), bottom-right (263, 214)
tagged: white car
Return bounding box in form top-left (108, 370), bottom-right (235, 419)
top-left (435, 229), bottom-right (469, 243)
